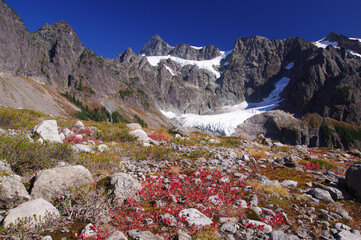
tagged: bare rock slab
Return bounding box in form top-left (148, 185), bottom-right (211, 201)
top-left (3, 198), bottom-right (59, 228)
top-left (346, 163), bottom-right (361, 200)
top-left (30, 165), bottom-right (94, 203)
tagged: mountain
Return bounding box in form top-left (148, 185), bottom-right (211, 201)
top-left (0, 1), bottom-right (360, 148)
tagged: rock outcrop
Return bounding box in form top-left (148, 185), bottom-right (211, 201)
top-left (234, 110), bottom-right (361, 149)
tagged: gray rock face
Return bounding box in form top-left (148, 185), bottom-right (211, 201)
top-left (30, 165), bottom-right (94, 203)
top-left (0, 174), bottom-right (30, 208)
top-left (3, 198), bottom-right (60, 228)
top-left (346, 163), bottom-right (361, 200)
top-left (109, 173), bottom-right (143, 203)
top-left (268, 230), bottom-right (300, 240)
top-left (0, 1), bottom-right (42, 76)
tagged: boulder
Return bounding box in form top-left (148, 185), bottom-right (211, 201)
top-left (337, 230), bottom-right (361, 240)
top-left (175, 229), bottom-right (192, 240)
top-left (33, 120), bottom-right (62, 143)
top-left (109, 173), bottom-right (143, 203)
top-left (73, 120), bottom-right (84, 131)
top-left (0, 160), bottom-right (13, 175)
top-left (306, 188), bottom-right (334, 202)
top-left (129, 129), bottom-right (152, 144)
top-left (72, 144), bottom-right (97, 153)
top-left (126, 123), bottom-right (142, 131)
top-left (104, 231), bottom-right (128, 240)
top-left (178, 208), bottom-right (212, 226)
top-left (30, 165), bottom-right (94, 203)
top-left (268, 230), bottom-right (300, 240)
top-left (98, 144), bottom-right (109, 152)
top-left (0, 174), bottom-right (30, 208)
top-left (3, 198), bottom-right (59, 228)
top-left (242, 219), bottom-right (272, 233)
top-left (128, 229), bottom-right (163, 240)
top-left (346, 163), bottom-right (361, 200)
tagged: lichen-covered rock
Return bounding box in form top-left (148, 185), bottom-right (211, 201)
top-left (30, 165), bottom-right (94, 203)
top-left (3, 198), bottom-right (59, 228)
top-left (0, 174), bottom-right (30, 208)
top-left (109, 173), bottom-right (143, 203)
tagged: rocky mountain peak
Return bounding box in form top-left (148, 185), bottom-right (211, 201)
top-left (324, 31), bottom-right (361, 55)
top-left (140, 34), bottom-right (173, 56)
top-left (33, 20), bottom-right (85, 57)
top-left (118, 47), bottom-right (137, 63)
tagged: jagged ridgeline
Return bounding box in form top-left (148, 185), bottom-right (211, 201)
top-left (0, 0), bottom-right (360, 149)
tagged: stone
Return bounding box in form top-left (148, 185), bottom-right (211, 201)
top-left (126, 123), bottom-right (142, 131)
top-left (242, 219), bottom-right (272, 233)
top-left (104, 231), bottom-right (128, 240)
top-left (175, 229), bottom-right (192, 240)
top-left (220, 222), bottom-right (239, 234)
top-left (313, 182), bottom-right (344, 201)
top-left (72, 144), bottom-right (97, 153)
top-left (127, 229), bottom-right (163, 240)
top-left (30, 165), bottom-right (94, 203)
top-left (109, 173), bottom-right (143, 203)
top-left (129, 129), bottom-right (152, 143)
top-left (33, 120), bottom-right (62, 143)
top-left (178, 208), bottom-right (212, 226)
top-left (219, 217), bottom-right (238, 223)
top-left (281, 180), bottom-right (298, 188)
top-left (73, 121), bottom-right (84, 131)
top-left (337, 230), bottom-right (361, 240)
top-left (3, 198), bottom-right (60, 228)
top-left (62, 128), bottom-right (73, 137)
top-left (0, 174), bottom-right (31, 208)
top-left (159, 213), bottom-right (178, 226)
top-left (235, 199), bottom-right (248, 208)
top-left (0, 160), bottom-right (13, 175)
top-left (98, 144), bottom-right (109, 152)
top-left (306, 188), bottom-right (334, 202)
top-left (81, 223), bottom-right (97, 238)
top-left (42, 236), bottom-right (53, 240)
top-left (268, 230), bottom-right (300, 240)
top-left (346, 163), bottom-right (361, 200)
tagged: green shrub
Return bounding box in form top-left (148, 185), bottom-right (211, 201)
top-left (111, 112), bottom-right (129, 123)
top-left (134, 114), bottom-right (147, 128)
top-left (95, 127), bottom-right (137, 142)
top-left (0, 107), bottom-right (44, 130)
top-left (0, 134), bottom-right (75, 175)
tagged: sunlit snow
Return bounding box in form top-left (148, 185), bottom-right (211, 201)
top-left (163, 64), bottom-right (175, 76)
top-left (314, 38), bottom-right (361, 58)
top-left (190, 46), bottom-right (203, 50)
top-left (161, 77), bottom-right (290, 136)
top-left (146, 51), bottom-right (231, 78)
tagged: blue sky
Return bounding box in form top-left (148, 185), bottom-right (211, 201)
top-left (8, 0), bottom-right (361, 58)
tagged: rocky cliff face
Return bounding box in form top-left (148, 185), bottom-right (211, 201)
top-left (0, 1), bottom-right (42, 76)
top-left (280, 44), bottom-right (361, 126)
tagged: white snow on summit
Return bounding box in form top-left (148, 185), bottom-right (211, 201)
top-left (161, 77), bottom-right (290, 136)
top-left (145, 51), bottom-right (231, 78)
top-left (314, 38), bottom-right (361, 58)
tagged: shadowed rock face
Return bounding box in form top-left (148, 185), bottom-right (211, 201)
top-left (324, 31), bottom-right (361, 55)
top-left (280, 45), bottom-right (361, 126)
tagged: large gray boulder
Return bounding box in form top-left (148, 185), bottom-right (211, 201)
top-left (0, 174), bottom-right (30, 209)
top-left (104, 231), bottom-right (128, 240)
top-left (128, 229), bottom-right (163, 240)
top-left (30, 165), bottom-right (94, 203)
top-left (178, 208), bottom-right (213, 226)
top-left (346, 163), bottom-right (361, 200)
top-left (109, 173), bottom-right (143, 203)
top-left (3, 198), bottom-right (59, 228)
top-left (33, 120), bottom-right (62, 143)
